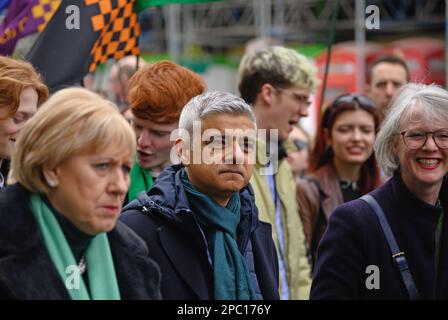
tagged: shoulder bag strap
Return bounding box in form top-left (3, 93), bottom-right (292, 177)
top-left (361, 194), bottom-right (419, 300)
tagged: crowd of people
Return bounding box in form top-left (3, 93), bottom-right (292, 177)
top-left (0, 45), bottom-right (447, 300)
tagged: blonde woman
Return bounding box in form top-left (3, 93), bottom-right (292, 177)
top-left (0, 87), bottom-right (161, 299)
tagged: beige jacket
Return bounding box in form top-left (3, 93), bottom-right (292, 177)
top-left (250, 140), bottom-right (312, 299)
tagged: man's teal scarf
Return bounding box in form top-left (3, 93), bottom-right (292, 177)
top-left (30, 194), bottom-right (121, 300)
top-left (128, 160), bottom-right (153, 202)
top-left (181, 169), bottom-right (256, 300)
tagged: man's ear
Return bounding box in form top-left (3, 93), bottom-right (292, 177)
top-left (259, 83), bottom-right (277, 106)
top-left (42, 165), bottom-right (60, 188)
top-left (174, 138), bottom-right (190, 166)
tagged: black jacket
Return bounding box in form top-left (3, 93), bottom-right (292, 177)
top-left (311, 174), bottom-right (448, 299)
top-left (0, 183), bottom-right (162, 300)
top-left (120, 165), bottom-right (279, 300)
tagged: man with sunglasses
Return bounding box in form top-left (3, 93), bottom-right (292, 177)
top-left (238, 46), bottom-right (319, 300)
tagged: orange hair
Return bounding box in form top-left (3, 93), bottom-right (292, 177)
top-left (128, 60), bottom-right (206, 124)
top-left (0, 56), bottom-right (48, 118)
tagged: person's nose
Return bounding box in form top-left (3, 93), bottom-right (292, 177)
top-left (232, 140), bottom-right (245, 164)
top-left (351, 128), bottom-right (363, 141)
top-left (298, 103), bottom-right (310, 117)
top-left (137, 129), bottom-right (153, 148)
top-left (422, 133), bottom-right (439, 152)
top-left (385, 82), bottom-right (395, 97)
top-left (108, 167), bottom-right (129, 195)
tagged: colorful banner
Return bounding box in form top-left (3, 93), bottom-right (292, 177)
top-left (27, 0), bottom-right (140, 91)
top-left (0, 0), bottom-right (60, 55)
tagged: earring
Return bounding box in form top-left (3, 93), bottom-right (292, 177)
top-left (47, 180), bottom-right (58, 188)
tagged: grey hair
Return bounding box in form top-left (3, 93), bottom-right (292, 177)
top-left (178, 91), bottom-right (256, 136)
top-left (374, 83), bottom-right (448, 176)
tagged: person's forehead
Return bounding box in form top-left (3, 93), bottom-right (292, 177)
top-left (201, 113), bottom-right (256, 132)
top-left (371, 63), bottom-right (407, 82)
top-left (133, 116), bottom-right (177, 130)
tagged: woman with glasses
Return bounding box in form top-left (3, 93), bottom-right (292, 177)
top-left (296, 93), bottom-right (381, 260)
top-left (311, 83), bottom-right (448, 299)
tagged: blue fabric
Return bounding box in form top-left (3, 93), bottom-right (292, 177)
top-left (0, 0), bottom-right (11, 13)
top-left (181, 169), bottom-right (256, 300)
top-left (265, 164), bottom-right (289, 300)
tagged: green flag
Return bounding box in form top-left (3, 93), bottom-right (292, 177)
top-left (136, 0), bottom-right (222, 12)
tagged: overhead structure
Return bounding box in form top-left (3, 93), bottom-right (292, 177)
top-left (154, 0), bottom-right (445, 57)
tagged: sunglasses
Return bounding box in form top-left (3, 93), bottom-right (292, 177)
top-left (324, 94), bottom-right (376, 128)
top-left (333, 94), bottom-right (375, 109)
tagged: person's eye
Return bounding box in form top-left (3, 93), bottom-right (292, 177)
top-left (406, 131), bottom-right (425, 139)
top-left (337, 126), bottom-right (351, 133)
top-left (361, 127), bottom-right (374, 134)
top-left (435, 131), bottom-right (448, 139)
top-left (13, 115), bottom-right (25, 124)
top-left (94, 163), bottom-right (110, 171)
top-left (122, 164), bottom-right (132, 174)
top-left (153, 131), bottom-right (169, 138)
top-left (240, 137), bottom-right (255, 153)
top-left (205, 136), bottom-right (224, 147)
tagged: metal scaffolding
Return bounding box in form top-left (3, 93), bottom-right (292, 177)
top-left (144, 0), bottom-right (445, 58)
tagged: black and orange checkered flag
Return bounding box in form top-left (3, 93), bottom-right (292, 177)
top-left (26, 0), bottom-right (141, 91)
top-left (87, 0), bottom-right (140, 73)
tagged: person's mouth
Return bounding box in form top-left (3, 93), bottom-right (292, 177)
top-left (219, 168), bottom-right (244, 176)
top-left (347, 146), bottom-right (366, 155)
top-left (416, 157), bottom-right (442, 170)
top-left (137, 150), bottom-right (153, 160)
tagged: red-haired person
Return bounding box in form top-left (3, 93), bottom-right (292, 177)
top-left (296, 94), bottom-right (381, 260)
top-left (125, 60), bottom-right (206, 204)
top-left (0, 56), bottom-right (48, 189)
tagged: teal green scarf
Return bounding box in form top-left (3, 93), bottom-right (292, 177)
top-left (128, 160), bottom-right (153, 202)
top-left (181, 170), bottom-right (256, 300)
top-left (30, 194), bottom-right (121, 300)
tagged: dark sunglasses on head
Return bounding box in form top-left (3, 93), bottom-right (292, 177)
top-left (324, 94), bottom-right (376, 128)
top-left (333, 94), bottom-right (375, 109)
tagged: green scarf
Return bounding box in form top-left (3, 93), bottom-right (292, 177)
top-left (181, 169), bottom-right (256, 300)
top-left (30, 194), bottom-right (121, 300)
top-left (128, 160), bottom-right (153, 202)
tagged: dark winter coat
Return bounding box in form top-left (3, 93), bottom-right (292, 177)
top-left (0, 183), bottom-right (162, 300)
top-left (311, 174), bottom-right (448, 299)
top-left (120, 165), bottom-right (279, 300)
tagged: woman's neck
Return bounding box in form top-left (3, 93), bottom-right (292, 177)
top-left (332, 158), bottom-right (361, 182)
top-left (401, 172), bottom-right (442, 206)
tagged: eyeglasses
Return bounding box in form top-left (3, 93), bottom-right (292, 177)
top-left (400, 129), bottom-right (448, 149)
top-left (276, 88), bottom-right (312, 107)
